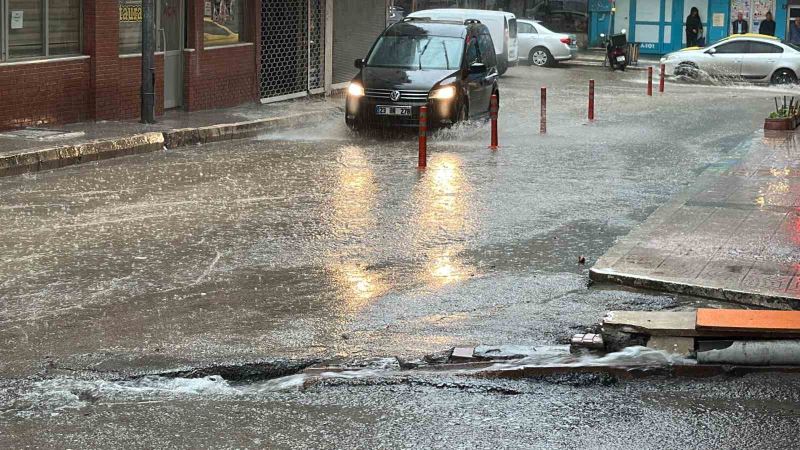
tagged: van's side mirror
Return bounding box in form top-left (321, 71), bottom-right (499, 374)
top-left (354, 59), bottom-right (364, 69)
top-left (469, 62), bottom-right (487, 73)
top-left (706, 47), bottom-right (716, 55)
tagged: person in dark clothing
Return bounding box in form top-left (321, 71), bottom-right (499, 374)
top-left (759, 11), bottom-right (776, 35)
top-left (791, 17), bottom-right (800, 43)
top-left (685, 7), bottom-right (703, 47)
top-left (732, 11), bottom-right (749, 34)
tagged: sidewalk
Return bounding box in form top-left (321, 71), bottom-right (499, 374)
top-left (562, 49), bottom-right (661, 71)
top-left (0, 98), bottom-right (339, 176)
top-left (591, 129), bottom-right (800, 309)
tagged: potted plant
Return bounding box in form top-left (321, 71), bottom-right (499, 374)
top-left (765, 97), bottom-right (800, 131)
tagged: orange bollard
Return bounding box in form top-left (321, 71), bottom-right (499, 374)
top-left (418, 105), bottom-right (428, 169)
top-left (489, 94), bottom-right (499, 150)
top-left (659, 63), bottom-right (665, 93)
top-left (647, 66), bottom-right (653, 96)
top-left (588, 79), bottom-right (595, 121)
top-left (540, 87), bottom-right (547, 134)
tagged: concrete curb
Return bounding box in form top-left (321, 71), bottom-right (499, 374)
top-left (0, 132), bottom-right (165, 177)
top-left (563, 59), bottom-right (654, 71)
top-left (0, 109), bottom-right (334, 177)
top-left (162, 110), bottom-right (334, 149)
top-left (589, 267), bottom-right (799, 310)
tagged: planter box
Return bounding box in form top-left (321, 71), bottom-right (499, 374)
top-left (764, 116), bottom-right (800, 131)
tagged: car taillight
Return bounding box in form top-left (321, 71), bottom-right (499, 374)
top-left (560, 37), bottom-right (572, 45)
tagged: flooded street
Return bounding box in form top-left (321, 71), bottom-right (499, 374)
top-left (3, 64), bottom-right (800, 447)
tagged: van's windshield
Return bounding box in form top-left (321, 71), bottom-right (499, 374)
top-left (366, 35), bottom-right (464, 70)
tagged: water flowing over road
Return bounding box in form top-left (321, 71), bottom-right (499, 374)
top-left (2, 64), bottom-right (800, 448)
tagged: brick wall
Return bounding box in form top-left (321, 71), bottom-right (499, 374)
top-left (0, 0), bottom-right (258, 131)
top-left (183, 0), bottom-right (260, 111)
top-left (184, 46), bottom-right (258, 111)
top-left (115, 56), bottom-right (166, 120)
top-left (0, 59), bottom-right (91, 129)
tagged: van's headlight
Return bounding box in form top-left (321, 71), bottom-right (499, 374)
top-left (348, 82), bottom-right (365, 97)
top-left (430, 85), bottom-right (456, 100)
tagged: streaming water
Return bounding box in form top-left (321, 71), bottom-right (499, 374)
top-left (3, 347), bottom-right (694, 419)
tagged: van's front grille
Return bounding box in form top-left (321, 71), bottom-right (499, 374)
top-left (365, 89), bottom-right (429, 103)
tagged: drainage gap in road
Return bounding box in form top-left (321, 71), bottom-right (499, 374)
top-left (148, 357), bottom-right (322, 383)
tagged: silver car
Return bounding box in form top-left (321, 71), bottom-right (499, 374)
top-left (661, 35), bottom-right (800, 84)
top-left (517, 19), bottom-right (578, 67)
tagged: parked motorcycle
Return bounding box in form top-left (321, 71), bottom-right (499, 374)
top-left (600, 30), bottom-right (628, 71)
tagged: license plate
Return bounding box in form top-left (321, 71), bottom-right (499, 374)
top-left (616, 56), bottom-right (626, 62)
top-left (376, 105), bottom-right (411, 116)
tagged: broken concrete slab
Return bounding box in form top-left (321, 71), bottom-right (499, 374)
top-left (647, 336), bottom-right (694, 356)
top-left (450, 347), bottom-right (475, 361)
top-left (603, 311), bottom-right (698, 337)
top-left (473, 345), bottom-right (538, 360)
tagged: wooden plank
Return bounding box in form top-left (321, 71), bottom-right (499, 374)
top-left (696, 308), bottom-right (800, 333)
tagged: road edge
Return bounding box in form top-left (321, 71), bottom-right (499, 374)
top-left (0, 109), bottom-right (334, 177)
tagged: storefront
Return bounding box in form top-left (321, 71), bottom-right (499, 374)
top-left (588, 0), bottom-right (791, 54)
top-left (0, 0), bottom-right (389, 130)
top-left (0, 0), bottom-right (261, 129)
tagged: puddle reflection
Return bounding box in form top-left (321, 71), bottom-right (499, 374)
top-left (329, 262), bottom-right (389, 312)
top-left (414, 154), bottom-right (475, 287)
top-left (325, 146), bottom-right (388, 312)
top-left (330, 145), bottom-right (377, 235)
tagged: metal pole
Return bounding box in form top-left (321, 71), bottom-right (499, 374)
top-left (419, 106), bottom-right (428, 169)
top-left (589, 79), bottom-right (595, 121)
top-left (659, 63), bottom-right (665, 93)
top-left (489, 94), bottom-right (499, 150)
top-left (647, 66), bottom-right (653, 96)
top-left (540, 87), bottom-right (546, 134)
top-left (141, 0), bottom-right (156, 124)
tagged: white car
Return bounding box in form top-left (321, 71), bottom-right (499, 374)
top-left (408, 9), bottom-right (518, 75)
top-left (517, 19), bottom-right (578, 67)
top-left (661, 34), bottom-right (800, 84)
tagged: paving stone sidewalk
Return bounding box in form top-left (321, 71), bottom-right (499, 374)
top-left (0, 98), bottom-right (338, 175)
top-left (562, 50), bottom-right (661, 71)
top-left (591, 130), bottom-right (800, 309)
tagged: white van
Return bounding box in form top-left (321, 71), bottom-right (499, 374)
top-left (407, 9), bottom-right (518, 75)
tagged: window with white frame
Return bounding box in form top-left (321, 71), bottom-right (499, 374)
top-left (1, 0), bottom-right (81, 61)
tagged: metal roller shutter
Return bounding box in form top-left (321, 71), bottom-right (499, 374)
top-left (333, 0), bottom-right (387, 85)
top-left (260, 0), bottom-right (326, 102)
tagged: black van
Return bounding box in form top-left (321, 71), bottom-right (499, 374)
top-left (345, 18), bottom-right (500, 130)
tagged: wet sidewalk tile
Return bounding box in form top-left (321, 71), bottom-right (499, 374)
top-left (591, 131), bottom-right (800, 308)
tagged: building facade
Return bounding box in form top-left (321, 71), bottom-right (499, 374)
top-left (393, 0), bottom-right (591, 47)
top-left (0, 0), bottom-right (387, 130)
top-left (589, 0), bottom-right (799, 54)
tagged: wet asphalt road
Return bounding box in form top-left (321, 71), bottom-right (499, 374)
top-left (3, 64), bottom-right (800, 448)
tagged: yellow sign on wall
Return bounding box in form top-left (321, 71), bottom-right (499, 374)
top-left (119, 4), bottom-right (143, 22)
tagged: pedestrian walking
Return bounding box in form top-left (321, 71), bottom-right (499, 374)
top-left (732, 12), bottom-right (749, 34)
top-left (685, 7), bottom-right (703, 47)
top-left (791, 17), bottom-right (800, 44)
top-left (759, 11), bottom-right (776, 36)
